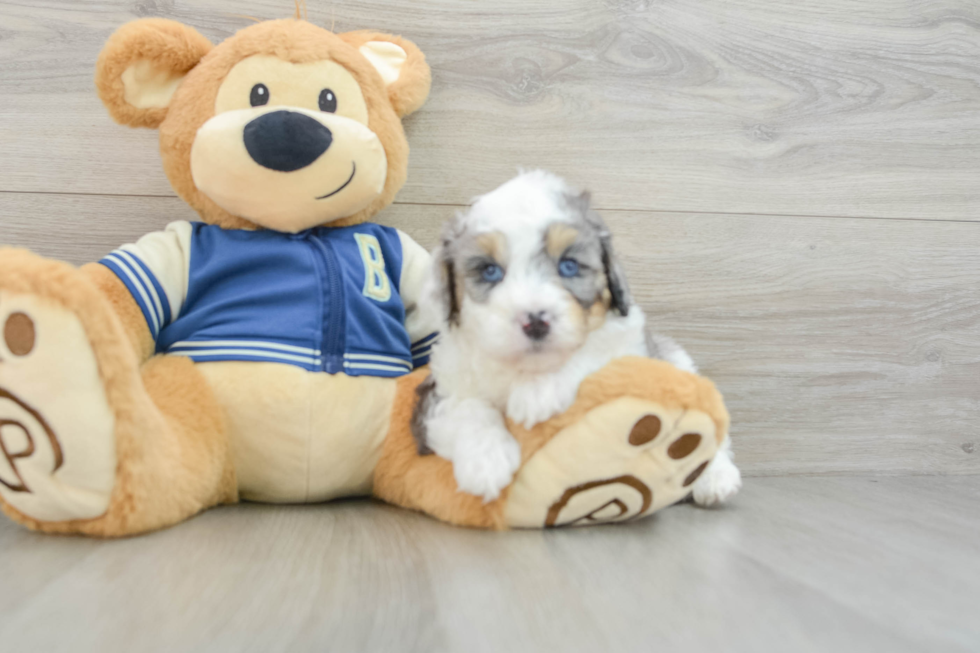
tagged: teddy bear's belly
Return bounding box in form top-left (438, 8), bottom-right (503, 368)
top-left (196, 361), bottom-right (397, 503)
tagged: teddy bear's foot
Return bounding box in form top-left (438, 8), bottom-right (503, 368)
top-left (374, 358), bottom-right (729, 530)
top-left (505, 397), bottom-right (720, 528)
top-left (0, 249), bottom-right (235, 536)
top-left (0, 289), bottom-right (117, 523)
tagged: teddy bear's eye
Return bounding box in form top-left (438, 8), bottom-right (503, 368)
top-left (318, 88), bottom-right (337, 113)
top-left (250, 83), bottom-right (269, 107)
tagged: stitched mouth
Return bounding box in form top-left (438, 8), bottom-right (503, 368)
top-left (316, 162), bottom-right (356, 200)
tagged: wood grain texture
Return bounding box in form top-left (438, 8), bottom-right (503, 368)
top-left (2, 2), bottom-right (979, 650)
top-left (0, 476), bottom-right (977, 653)
top-left (0, 0), bottom-right (979, 218)
top-left (2, 193), bottom-right (978, 477)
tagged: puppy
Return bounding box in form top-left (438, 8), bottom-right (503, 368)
top-left (413, 170), bottom-right (741, 504)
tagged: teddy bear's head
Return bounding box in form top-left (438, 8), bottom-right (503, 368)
top-left (95, 18), bottom-right (430, 232)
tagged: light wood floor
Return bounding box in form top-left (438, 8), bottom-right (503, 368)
top-left (1, 477), bottom-right (978, 652)
top-left (0, 0), bottom-right (978, 650)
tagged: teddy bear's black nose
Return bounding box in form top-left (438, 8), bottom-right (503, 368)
top-left (243, 110), bottom-right (332, 172)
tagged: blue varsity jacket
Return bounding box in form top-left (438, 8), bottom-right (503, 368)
top-left (100, 221), bottom-right (439, 377)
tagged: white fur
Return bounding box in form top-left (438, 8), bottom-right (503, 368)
top-left (421, 170), bottom-right (740, 504)
top-left (691, 437), bottom-right (742, 506)
top-left (505, 307), bottom-right (647, 428)
top-left (424, 397), bottom-right (522, 500)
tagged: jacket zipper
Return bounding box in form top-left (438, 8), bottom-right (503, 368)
top-left (308, 232), bottom-right (346, 373)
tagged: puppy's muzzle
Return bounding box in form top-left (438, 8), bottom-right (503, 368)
top-left (244, 110), bottom-right (332, 172)
top-left (521, 312), bottom-right (550, 341)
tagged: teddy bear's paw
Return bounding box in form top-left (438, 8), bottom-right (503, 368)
top-left (504, 396), bottom-right (719, 528)
top-left (0, 291), bottom-right (117, 522)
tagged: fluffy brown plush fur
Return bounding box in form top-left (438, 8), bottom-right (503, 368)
top-left (96, 18), bottom-right (213, 129)
top-left (96, 18), bottom-right (428, 230)
top-left (374, 358), bottom-right (729, 529)
top-left (0, 249), bottom-right (236, 536)
top-left (338, 30), bottom-right (432, 118)
top-left (374, 371), bottom-right (509, 529)
top-left (2, 18), bottom-right (435, 537)
top-left (81, 263), bottom-right (155, 361)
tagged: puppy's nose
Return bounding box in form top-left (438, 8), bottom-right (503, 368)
top-left (243, 110), bottom-right (332, 172)
top-left (521, 312), bottom-right (550, 341)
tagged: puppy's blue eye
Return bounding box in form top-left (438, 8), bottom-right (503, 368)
top-left (558, 259), bottom-right (580, 278)
top-left (481, 264), bottom-right (504, 283)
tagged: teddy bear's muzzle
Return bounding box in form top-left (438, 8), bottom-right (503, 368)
top-left (190, 106), bottom-right (388, 233)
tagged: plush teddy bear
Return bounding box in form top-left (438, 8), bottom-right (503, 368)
top-left (0, 17), bottom-right (729, 537)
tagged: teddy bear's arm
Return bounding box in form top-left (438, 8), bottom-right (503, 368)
top-left (396, 230), bottom-right (441, 367)
top-left (80, 262), bottom-right (156, 361)
top-left (86, 221), bottom-right (194, 362)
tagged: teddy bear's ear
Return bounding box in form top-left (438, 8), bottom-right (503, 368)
top-left (95, 18), bottom-right (212, 128)
top-left (340, 31), bottom-right (432, 117)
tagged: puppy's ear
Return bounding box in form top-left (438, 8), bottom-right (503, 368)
top-left (426, 213), bottom-right (467, 326)
top-left (421, 242), bottom-right (462, 328)
top-left (572, 192), bottom-right (631, 316)
top-left (441, 252), bottom-right (461, 327)
top-left (340, 31), bottom-right (432, 117)
top-left (600, 231), bottom-right (631, 316)
top-left (95, 19), bottom-right (212, 128)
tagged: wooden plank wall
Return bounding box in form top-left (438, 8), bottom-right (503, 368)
top-left (1, 0), bottom-right (978, 476)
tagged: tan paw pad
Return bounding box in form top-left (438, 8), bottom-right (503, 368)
top-left (505, 396), bottom-right (719, 528)
top-left (0, 292), bottom-right (116, 522)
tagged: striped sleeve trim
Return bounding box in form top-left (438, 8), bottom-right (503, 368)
top-left (409, 333), bottom-right (438, 367)
top-left (411, 332), bottom-right (439, 351)
top-left (100, 250), bottom-right (172, 338)
top-left (410, 332), bottom-right (438, 368)
top-left (411, 345), bottom-right (434, 360)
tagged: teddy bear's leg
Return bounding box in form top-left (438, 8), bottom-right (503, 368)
top-left (373, 357), bottom-right (730, 529)
top-left (0, 249), bottom-right (235, 536)
top-left (373, 371), bottom-right (509, 529)
top-left (502, 358), bottom-right (727, 528)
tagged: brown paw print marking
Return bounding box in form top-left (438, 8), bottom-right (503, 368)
top-left (0, 388), bottom-right (63, 493)
top-left (4, 312), bottom-right (36, 356)
top-left (668, 432), bottom-right (701, 459)
top-left (683, 461), bottom-right (709, 487)
top-left (545, 475), bottom-right (652, 527)
top-left (628, 415), bottom-right (661, 446)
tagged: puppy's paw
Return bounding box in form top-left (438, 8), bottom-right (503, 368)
top-left (506, 378), bottom-right (578, 429)
top-left (691, 449), bottom-right (742, 507)
top-left (452, 431), bottom-right (522, 502)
